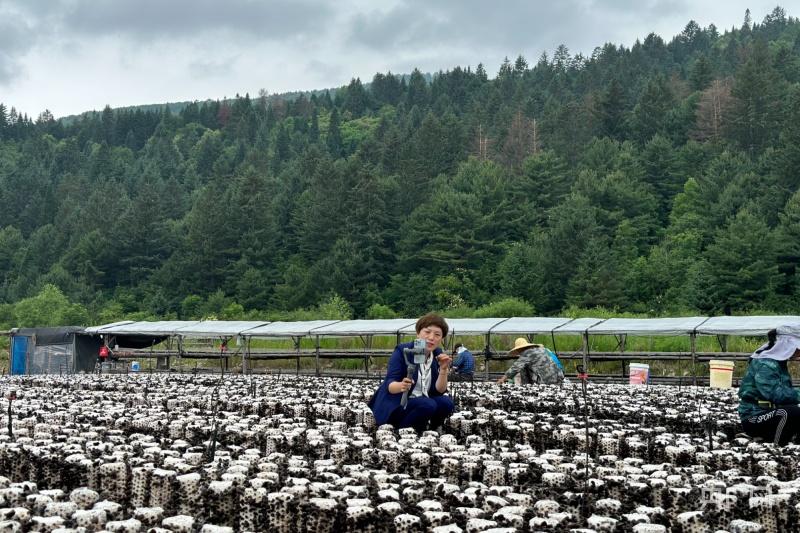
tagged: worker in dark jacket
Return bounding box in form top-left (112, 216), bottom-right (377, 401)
top-left (739, 324), bottom-right (800, 446)
top-left (450, 343), bottom-right (475, 381)
top-left (369, 313), bottom-right (454, 433)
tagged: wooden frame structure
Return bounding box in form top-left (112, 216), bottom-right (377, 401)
top-left (81, 315), bottom-right (800, 383)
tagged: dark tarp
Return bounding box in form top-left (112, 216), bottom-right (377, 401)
top-left (12, 327), bottom-right (102, 374)
top-left (75, 333), bottom-right (103, 373)
top-left (15, 327), bottom-right (84, 345)
top-left (111, 335), bottom-right (168, 349)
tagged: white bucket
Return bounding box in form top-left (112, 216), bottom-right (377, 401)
top-left (709, 360), bottom-right (734, 388)
top-left (629, 363), bottom-right (649, 385)
top-left (131, 361), bottom-right (140, 372)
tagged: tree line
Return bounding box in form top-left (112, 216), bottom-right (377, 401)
top-left (1, 7), bottom-right (800, 328)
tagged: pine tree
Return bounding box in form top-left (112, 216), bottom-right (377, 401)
top-left (775, 191), bottom-right (800, 300)
top-left (727, 39), bottom-right (783, 153)
top-left (326, 108), bottom-right (343, 157)
top-left (703, 209), bottom-right (779, 312)
top-left (771, 86), bottom-right (800, 192)
top-left (689, 55), bottom-right (714, 91)
top-left (629, 75), bottom-right (673, 143)
top-left (309, 107), bottom-right (320, 143)
top-left (406, 69), bottom-right (429, 108)
top-left (342, 78), bottom-right (370, 116)
top-left (592, 78), bottom-right (626, 140)
top-left (0, 103), bottom-right (7, 140)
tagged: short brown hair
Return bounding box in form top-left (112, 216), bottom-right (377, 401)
top-left (416, 313), bottom-right (449, 337)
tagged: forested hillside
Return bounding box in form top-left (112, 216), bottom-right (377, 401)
top-left (2, 8), bottom-right (800, 326)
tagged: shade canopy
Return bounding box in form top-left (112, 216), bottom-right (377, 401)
top-left (83, 315), bottom-right (800, 342)
top-left (489, 317), bottom-right (574, 335)
top-left (244, 320), bottom-right (342, 338)
top-left (553, 318), bottom-right (606, 334)
top-left (696, 316), bottom-right (800, 336)
top-left (311, 319), bottom-right (417, 337)
top-left (88, 321), bottom-right (202, 336)
top-left (588, 317), bottom-right (709, 336)
top-left (173, 321), bottom-right (270, 337)
top-left (399, 318), bottom-right (509, 336)
top-left (84, 321), bottom-right (135, 334)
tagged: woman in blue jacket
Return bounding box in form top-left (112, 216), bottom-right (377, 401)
top-left (369, 313), bottom-right (454, 433)
top-left (739, 324), bottom-right (800, 445)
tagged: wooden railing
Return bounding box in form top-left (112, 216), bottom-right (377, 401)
top-left (106, 347), bottom-right (752, 385)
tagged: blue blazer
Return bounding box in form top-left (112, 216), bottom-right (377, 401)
top-left (369, 341), bottom-right (445, 425)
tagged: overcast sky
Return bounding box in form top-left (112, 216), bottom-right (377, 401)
top-left (0, 0), bottom-right (787, 118)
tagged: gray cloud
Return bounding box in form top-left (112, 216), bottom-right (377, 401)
top-left (347, 0), bottom-right (694, 58)
top-left (306, 59), bottom-right (346, 84)
top-left (0, 0), bottom-right (335, 87)
top-left (0, 11), bottom-right (36, 83)
top-left (62, 0), bottom-right (333, 41)
top-left (5, 0), bottom-right (334, 41)
top-left (188, 56), bottom-right (239, 80)
top-left (0, 0), bottom-right (786, 118)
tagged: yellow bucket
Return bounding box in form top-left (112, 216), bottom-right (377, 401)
top-left (709, 360), bottom-right (735, 388)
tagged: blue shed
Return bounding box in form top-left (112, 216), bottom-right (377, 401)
top-left (9, 327), bottom-right (101, 375)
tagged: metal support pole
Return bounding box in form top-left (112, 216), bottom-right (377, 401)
top-left (297, 337), bottom-right (302, 376)
top-left (485, 340), bottom-right (490, 382)
top-left (485, 332), bottom-right (491, 369)
top-left (365, 336), bottom-right (372, 376)
top-left (313, 335), bottom-right (319, 376)
top-left (582, 332), bottom-right (589, 373)
top-left (176, 336), bottom-right (183, 373)
top-left (691, 333), bottom-right (697, 386)
top-left (243, 336), bottom-right (250, 374)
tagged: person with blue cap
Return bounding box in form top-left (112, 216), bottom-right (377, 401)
top-left (738, 324), bottom-right (800, 445)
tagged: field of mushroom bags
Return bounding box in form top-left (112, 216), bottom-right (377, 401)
top-left (0, 374), bottom-right (798, 533)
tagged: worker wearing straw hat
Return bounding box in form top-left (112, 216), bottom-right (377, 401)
top-left (739, 324), bottom-right (800, 446)
top-left (497, 337), bottom-right (564, 385)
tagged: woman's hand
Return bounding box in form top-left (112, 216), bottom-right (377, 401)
top-left (390, 377), bottom-right (414, 394)
top-left (437, 353), bottom-right (452, 371)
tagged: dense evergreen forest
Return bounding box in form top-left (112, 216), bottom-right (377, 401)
top-left (2, 7), bottom-right (800, 327)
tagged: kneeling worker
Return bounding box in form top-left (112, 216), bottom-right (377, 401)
top-left (739, 324), bottom-right (800, 446)
top-left (450, 343), bottom-right (475, 381)
top-left (497, 337), bottom-right (564, 385)
top-left (369, 313), bottom-right (455, 433)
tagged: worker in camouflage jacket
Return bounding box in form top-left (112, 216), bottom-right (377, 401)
top-left (497, 338), bottom-right (564, 385)
top-left (738, 324), bottom-right (800, 446)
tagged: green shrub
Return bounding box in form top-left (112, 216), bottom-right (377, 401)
top-left (474, 297), bottom-right (535, 318)
top-left (366, 303), bottom-right (397, 319)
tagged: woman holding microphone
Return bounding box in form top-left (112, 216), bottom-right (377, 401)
top-left (369, 313), bottom-right (454, 433)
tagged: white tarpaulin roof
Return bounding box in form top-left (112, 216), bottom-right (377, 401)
top-left (399, 318), bottom-right (508, 336)
top-left (553, 318), bottom-right (605, 334)
top-left (91, 321), bottom-right (203, 336)
top-left (85, 321), bottom-right (134, 334)
top-left (84, 316), bottom-right (800, 340)
top-left (174, 321), bottom-right (269, 337)
top-left (447, 318), bottom-right (509, 335)
top-left (312, 319), bottom-right (417, 336)
top-left (696, 316), bottom-right (800, 336)
top-left (244, 320), bottom-right (342, 337)
top-left (489, 317), bottom-right (574, 334)
top-left (588, 317), bottom-right (709, 336)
